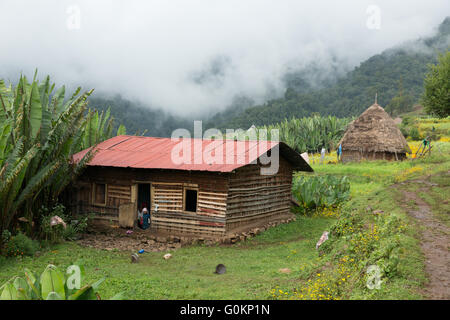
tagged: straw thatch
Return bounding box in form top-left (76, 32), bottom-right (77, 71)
top-left (339, 103), bottom-right (411, 161)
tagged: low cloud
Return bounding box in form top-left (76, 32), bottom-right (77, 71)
top-left (0, 0), bottom-right (448, 116)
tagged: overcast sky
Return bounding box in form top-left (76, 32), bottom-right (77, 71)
top-left (0, 0), bottom-right (448, 116)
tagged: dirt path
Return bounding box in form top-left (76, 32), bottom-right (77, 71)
top-left (398, 179), bottom-right (450, 300)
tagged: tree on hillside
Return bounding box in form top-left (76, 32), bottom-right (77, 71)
top-left (385, 93), bottom-right (414, 116)
top-left (421, 51), bottom-right (450, 118)
top-left (385, 79), bottom-right (414, 116)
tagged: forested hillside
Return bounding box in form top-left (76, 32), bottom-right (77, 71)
top-left (88, 17), bottom-right (449, 136)
top-left (88, 95), bottom-right (193, 137)
top-left (207, 17), bottom-right (450, 129)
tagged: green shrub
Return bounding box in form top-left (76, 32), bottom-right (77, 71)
top-left (39, 204), bottom-right (89, 243)
top-left (2, 232), bottom-right (40, 257)
top-left (62, 216), bottom-right (89, 241)
top-left (399, 125), bottom-right (410, 138)
top-left (292, 175), bottom-right (350, 214)
top-left (39, 204), bottom-right (66, 243)
top-left (1, 230), bottom-right (11, 244)
top-left (409, 127), bottom-right (421, 141)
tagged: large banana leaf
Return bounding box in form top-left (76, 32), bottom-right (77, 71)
top-left (40, 265), bottom-right (66, 300)
top-left (28, 80), bottom-right (42, 141)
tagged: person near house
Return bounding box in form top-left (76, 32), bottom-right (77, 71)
top-left (320, 147), bottom-right (326, 164)
top-left (337, 143), bottom-right (342, 162)
top-left (142, 207), bottom-right (150, 230)
top-left (137, 206), bottom-right (143, 228)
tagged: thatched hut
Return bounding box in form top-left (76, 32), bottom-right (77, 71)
top-left (339, 103), bottom-right (411, 162)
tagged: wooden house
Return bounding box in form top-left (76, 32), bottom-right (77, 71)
top-left (68, 136), bottom-right (312, 237)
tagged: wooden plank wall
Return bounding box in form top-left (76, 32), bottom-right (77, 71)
top-left (70, 167), bottom-right (229, 236)
top-left (225, 156), bottom-right (294, 232)
top-left (108, 185), bottom-right (132, 204)
top-left (151, 181), bottom-right (227, 236)
top-left (151, 182), bottom-right (183, 213)
top-left (67, 182), bottom-right (132, 221)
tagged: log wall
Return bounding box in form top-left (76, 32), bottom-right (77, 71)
top-left (225, 157), bottom-right (294, 232)
top-left (69, 167), bottom-right (229, 236)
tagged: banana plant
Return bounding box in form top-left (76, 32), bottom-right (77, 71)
top-left (0, 72), bottom-right (126, 240)
top-left (81, 107), bottom-right (124, 150)
top-left (259, 115), bottom-right (352, 153)
top-left (292, 175), bottom-right (350, 213)
top-left (0, 264), bottom-right (124, 300)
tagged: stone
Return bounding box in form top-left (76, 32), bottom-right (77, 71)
top-left (156, 236), bottom-right (167, 243)
top-left (214, 264), bottom-right (226, 274)
top-left (163, 253), bottom-right (172, 260)
top-left (131, 253), bottom-right (139, 263)
top-left (180, 238), bottom-right (191, 245)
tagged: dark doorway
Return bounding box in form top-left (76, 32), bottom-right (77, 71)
top-left (184, 189), bottom-right (198, 212)
top-left (138, 184), bottom-right (151, 211)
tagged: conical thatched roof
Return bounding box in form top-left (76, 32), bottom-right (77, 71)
top-left (339, 103), bottom-right (411, 154)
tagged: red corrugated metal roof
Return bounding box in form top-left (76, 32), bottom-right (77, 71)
top-left (72, 135), bottom-right (313, 173)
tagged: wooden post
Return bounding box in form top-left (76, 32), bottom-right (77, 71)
top-left (131, 184), bottom-right (137, 203)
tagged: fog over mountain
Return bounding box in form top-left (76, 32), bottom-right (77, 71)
top-left (1, 0), bottom-right (449, 116)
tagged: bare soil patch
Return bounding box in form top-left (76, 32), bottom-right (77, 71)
top-left (77, 220), bottom-right (182, 253)
top-left (77, 214), bottom-right (297, 252)
top-left (397, 177), bottom-right (450, 300)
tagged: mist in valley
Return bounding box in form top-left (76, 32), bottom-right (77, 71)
top-left (1, 0), bottom-right (449, 121)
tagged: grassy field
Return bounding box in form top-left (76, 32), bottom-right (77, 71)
top-left (0, 216), bottom-right (333, 299)
top-left (1, 118), bottom-right (449, 300)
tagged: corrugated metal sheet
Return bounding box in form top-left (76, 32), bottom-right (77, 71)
top-left (72, 135), bottom-right (313, 172)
